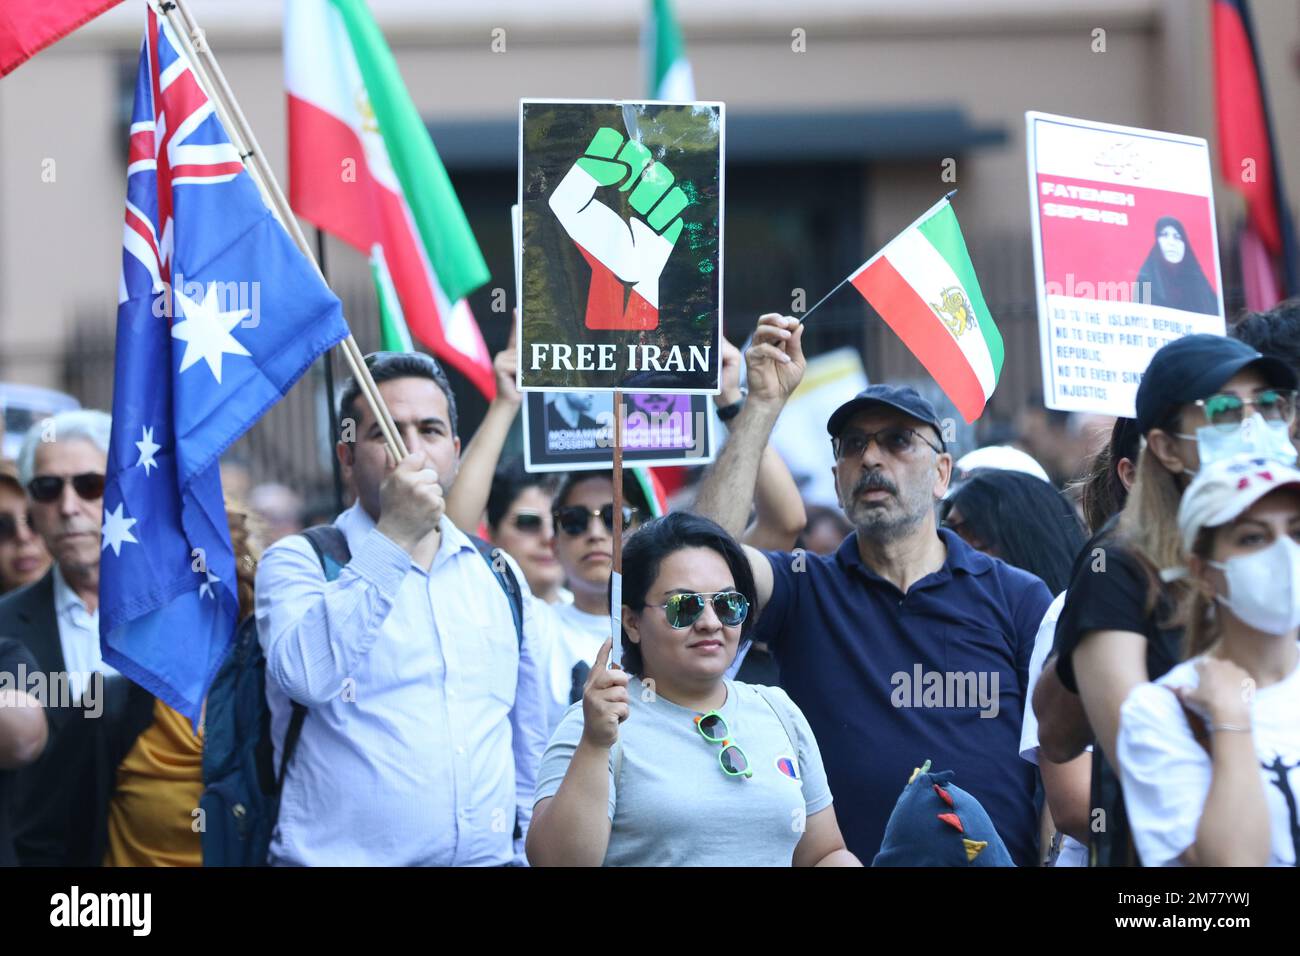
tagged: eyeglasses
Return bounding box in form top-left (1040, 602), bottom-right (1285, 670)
top-left (509, 510), bottom-right (550, 535)
top-left (0, 512), bottom-right (33, 544)
top-left (694, 710), bottom-right (752, 778)
top-left (1193, 389), bottom-right (1296, 432)
top-left (552, 503), bottom-right (639, 537)
top-left (650, 590), bottom-right (749, 629)
top-left (832, 426), bottom-right (943, 461)
top-left (27, 473), bottom-right (105, 504)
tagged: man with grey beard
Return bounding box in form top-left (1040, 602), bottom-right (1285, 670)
top-left (693, 313), bottom-right (1051, 866)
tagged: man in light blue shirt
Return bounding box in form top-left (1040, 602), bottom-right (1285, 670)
top-left (255, 352), bottom-right (550, 866)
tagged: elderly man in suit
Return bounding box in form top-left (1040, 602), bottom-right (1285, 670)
top-left (0, 409), bottom-right (119, 864)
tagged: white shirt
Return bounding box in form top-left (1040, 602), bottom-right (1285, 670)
top-left (52, 564), bottom-right (117, 700)
top-left (1020, 592), bottom-right (1088, 867)
top-left (255, 504), bottom-right (550, 866)
top-left (536, 601), bottom-right (610, 737)
top-left (1118, 646), bottom-right (1300, 867)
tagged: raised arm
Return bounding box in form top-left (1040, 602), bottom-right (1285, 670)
top-left (694, 315), bottom-right (805, 607)
top-left (445, 327), bottom-right (521, 531)
top-left (527, 638), bottom-right (625, 867)
top-left (256, 455), bottom-right (440, 705)
top-left (713, 335), bottom-right (806, 550)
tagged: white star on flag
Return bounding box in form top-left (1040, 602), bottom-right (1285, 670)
top-left (198, 570), bottom-right (220, 600)
top-left (102, 503), bottom-right (139, 557)
top-left (171, 281), bottom-right (251, 383)
top-left (135, 426), bottom-right (161, 476)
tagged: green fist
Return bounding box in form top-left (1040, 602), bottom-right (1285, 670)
top-left (573, 127), bottom-right (689, 244)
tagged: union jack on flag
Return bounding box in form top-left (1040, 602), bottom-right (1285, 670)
top-left (100, 1), bottom-right (348, 722)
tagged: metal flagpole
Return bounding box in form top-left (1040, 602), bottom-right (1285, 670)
top-left (159, 0), bottom-right (408, 464)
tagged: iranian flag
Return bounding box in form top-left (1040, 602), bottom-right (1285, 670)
top-left (645, 0), bottom-right (694, 99)
top-left (285, 0), bottom-right (495, 396)
top-left (850, 198), bottom-right (1003, 423)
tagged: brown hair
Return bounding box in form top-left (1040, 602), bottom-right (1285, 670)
top-left (226, 498), bottom-right (263, 620)
top-left (1116, 405), bottom-right (1194, 619)
top-left (1177, 526), bottom-right (1221, 659)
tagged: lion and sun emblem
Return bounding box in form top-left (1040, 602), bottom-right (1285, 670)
top-left (930, 287), bottom-right (977, 338)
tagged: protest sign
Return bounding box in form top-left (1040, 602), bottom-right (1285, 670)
top-left (523, 390), bottom-right (714, 473)
top-left (1026, 111), bottom-right (1225, 416)
top-left (517, 99), bottom-right (723, 393)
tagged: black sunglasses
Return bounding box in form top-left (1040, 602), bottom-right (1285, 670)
top-left (0, 512), bottom-right (33, 544)
top-left (27, 473), bottom-right (105, 504)
top-left (552, 504), bottom-right (639, 537)
top-left (510, 510), bottom-right (550, 534)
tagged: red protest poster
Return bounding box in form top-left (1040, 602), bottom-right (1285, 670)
top-left (1026, 112), bottom-right (1226, 416)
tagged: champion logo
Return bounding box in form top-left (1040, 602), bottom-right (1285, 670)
top-left (775, 755), bottom-right (799, 780)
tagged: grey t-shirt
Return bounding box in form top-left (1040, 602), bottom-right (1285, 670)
top-left (534, 677), bottom-right (833, 866)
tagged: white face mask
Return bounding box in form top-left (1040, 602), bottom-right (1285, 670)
top-left (1210, 536), bottom-right (1300, 635)
top-left (1180, 413), bottom-right (1299, 472)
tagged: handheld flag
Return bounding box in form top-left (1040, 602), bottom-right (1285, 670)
top-left (102, 4), bottom-right (349, 722)
top-left (286, 0), bottom-right (494, 392)
top-left (0, 0), bottom-right (124, 77)
top-left (848, 197), bottom-right (1003, 424)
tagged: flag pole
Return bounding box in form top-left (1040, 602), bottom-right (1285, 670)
top-left (159, 0), bottom-right (407, 464)
top-left (798, 189), bottom-right (959, 326)
top-left (316, 229), bottom-right (347, 517)
top-left (611, 389), bottom-right (624, 665)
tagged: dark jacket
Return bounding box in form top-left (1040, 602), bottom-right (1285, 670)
top-left (0, 570), bottom-right (154, 865)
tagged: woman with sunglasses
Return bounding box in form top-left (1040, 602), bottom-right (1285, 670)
top-left (0, 462), bottom-right (50, 595)
top-left (1036, 333), bottom-right (1298, 865)
top-left (484, 459), bottom-right (566, 605)
top-left (527, 512), bottom-right (859, 867)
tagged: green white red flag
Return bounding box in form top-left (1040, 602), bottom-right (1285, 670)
top-left (645, 0), bottom-right (694, 99)
top-left (849, 197), bottom-right (1003, 423)
top-left (285, 0), bottom-right (495, 395)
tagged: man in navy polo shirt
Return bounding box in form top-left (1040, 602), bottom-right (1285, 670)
top-left (694, 314), bottom-right (1050, 866)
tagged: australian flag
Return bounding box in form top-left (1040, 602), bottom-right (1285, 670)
top-left (101, 4), bottom-right (348, 722)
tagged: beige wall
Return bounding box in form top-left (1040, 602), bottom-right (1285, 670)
top-left (2, 0), bottom-right (1298, 393)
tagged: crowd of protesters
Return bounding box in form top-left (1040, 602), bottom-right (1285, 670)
top-left (1, 299), bottom-right (1299, 867)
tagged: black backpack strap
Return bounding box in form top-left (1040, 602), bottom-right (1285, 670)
top-left (277, 524), bottom-right (352, 793)
top-left (470, 535), bottom-right (524, 648)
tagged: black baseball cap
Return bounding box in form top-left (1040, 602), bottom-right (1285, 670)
top-left (827, 385), bottom-right (945, 448)
top-left (1134, 334), bottom-right (1297, 434)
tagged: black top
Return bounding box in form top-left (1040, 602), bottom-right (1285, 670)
top-left (1052, 528), bottom-right (1182, 694)
top-left (0, 638), bottom-right (40, 867)
top-left (1051, 525), bottom-right (1184, 866)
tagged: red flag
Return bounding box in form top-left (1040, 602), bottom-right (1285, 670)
top-left (1212, 0), bottom-right (1297, 304)
top-left (0, 1), bottom-right (124, 77)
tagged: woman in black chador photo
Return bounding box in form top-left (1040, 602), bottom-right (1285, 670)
top-left (1136, 215), bottom-right (1219, 315)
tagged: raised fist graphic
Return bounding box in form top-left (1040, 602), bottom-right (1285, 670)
top-left (548, 127), bottom-right (691, 331)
